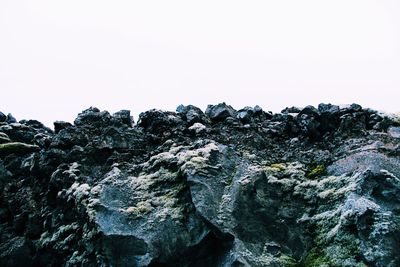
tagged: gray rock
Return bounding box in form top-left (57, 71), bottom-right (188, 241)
top-left (388, 126), bottom-right (400, 138)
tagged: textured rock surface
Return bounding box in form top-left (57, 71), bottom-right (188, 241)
top-left (0, 104), bottom-right (399, 266)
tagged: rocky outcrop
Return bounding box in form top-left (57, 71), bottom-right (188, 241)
top-left (0, 104), bottom-right (399, 266)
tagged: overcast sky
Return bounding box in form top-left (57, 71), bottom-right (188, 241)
top-left (1, 0), bottom-right (400, 127)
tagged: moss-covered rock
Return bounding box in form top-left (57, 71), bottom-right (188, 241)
top-left (304, 248), bottom-right (334, 267)
top-left (306, 164), bottom-right (326, 179)
top-left (0, 142), bottom-right (39, 155)
top-left (0, 132), bottom-right (11, 144)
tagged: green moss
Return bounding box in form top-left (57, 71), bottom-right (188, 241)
top-left (306, 164), bottom-right (326, 179)
top-left (0, 142), bottom-right (39, 155)
top-left (270, 163), bottom-right (286, 171)
top-left (304, 248), bottom-right (334, 267)
top-left (124, 201), bottom-right (153, 218)
top-left (280, 254), bottom-right (299, 267)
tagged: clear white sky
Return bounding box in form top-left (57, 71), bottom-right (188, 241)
top-left (1, 0), bottom-right (400, 127)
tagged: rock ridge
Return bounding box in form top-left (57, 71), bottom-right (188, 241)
top-left (0, 104), bottom-right (399, 266)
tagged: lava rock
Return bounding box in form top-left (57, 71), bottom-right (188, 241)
top-left (281, 106), bottom-right (301, 114)
top-left (317, 103), bottom-right (340, 133)
top-left (176, 105), bottom-right (208, 124)
top-left (296, 105), bottom-right (321, 138)
top-left (236, 107), bottom-right (254, 123)
top-left (74, 107), bottom-right (112, 127)
top-left (0, 112), bottom-right (6, 123)
top-left (6, 113), bottom-right (17, 123)
top-left (205, 103), bottom-right (236, 122)
top-left (0, 103), bottom-right (399, 267)
top-left (113, 109), bottom-right (134, 126)
top-left (138, 109), bottom-right (184, 135)
top-left (54, 121), bottom-right (73, 134)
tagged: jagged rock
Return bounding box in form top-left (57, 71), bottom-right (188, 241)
top-left (236, 107), bottom-right (254, 123)
top-left (138, 109), bottom-right (184, 135)
top-left (54, 121), bottom-right (73, 134)
top-left (0, 112), bottom-right (7, 123)
top-left (0, 104), bottom-right (399, 267)
top-left (318, 103), bottom-right (340, 133)
top-left (205, 103), bottom-right (236, 122)
top-left (176, 105), bottom-right (208, 124)
top-left (296, 105), bottom-right (321, 138)
top-left (74, 107), bottom-right (112, 127)
top-left (339, 112), bottom-right (367, 135)
top-left (6, 113), bottom-right (17, 123)
top-left (112, 110), bottom-right (134, 126)
top-left (281, 106), bottom-right (301, 114)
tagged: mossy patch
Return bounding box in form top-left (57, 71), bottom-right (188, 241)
top-left (0, 142), bottom-right (40, 155)
top-left (270, 163), bottom-right (286, 171)
top-left (304, 248), bottom-right (334, 267)
top-left (280, 254), bottom-right (299, 267)
top-left (0, 132), bottom-right (11, 144)
top-left (306, 164), bottom-right (326, 179)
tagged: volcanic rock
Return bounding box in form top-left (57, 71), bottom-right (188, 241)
top-left (0, 104), bottom-right (399, 267)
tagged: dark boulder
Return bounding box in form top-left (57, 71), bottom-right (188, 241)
top-left (0, 112), bottom-right (6, 123)
top-left (113, 109), bottom-right (134, 126)
top-left (205, 103), bottom-right (236, 122)
top-left (6, 113), bottom-right (17, 123)
top-left (296, 105), bottom-right (321, 138)
top-left (236, 106), bottom-right (254, 123)
top-left (74, 107), bottom-right (112, 127)
top-left (176, 105), bottom-right (208, 124)
top-left (339, 112), bottom-right (367, 135)
top-left (138, 109), bottom-right (184, 135)
top-left (0, 123), bottom-right (35, 143)
top-left (281, 106), bottom-right (301, 114)
top-left (317, 103), bottom-right (340, 133)
top-left (54, 121), bottom-right (73, 134)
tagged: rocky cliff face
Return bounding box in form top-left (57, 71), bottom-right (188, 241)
top-left (0, 103), bottom-right (399, 267)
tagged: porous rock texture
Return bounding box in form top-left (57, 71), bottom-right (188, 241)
top-left (0, 104), bottom-right (400, 267)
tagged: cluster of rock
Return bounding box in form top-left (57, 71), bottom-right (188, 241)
top-left (0, 104), bottom-right (399, 266)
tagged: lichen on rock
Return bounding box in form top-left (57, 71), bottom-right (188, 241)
top-left (1, 103), bottom-right (400, 266)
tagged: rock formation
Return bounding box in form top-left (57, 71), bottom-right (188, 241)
top-left (0, 104), bottom-right (399, 266)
